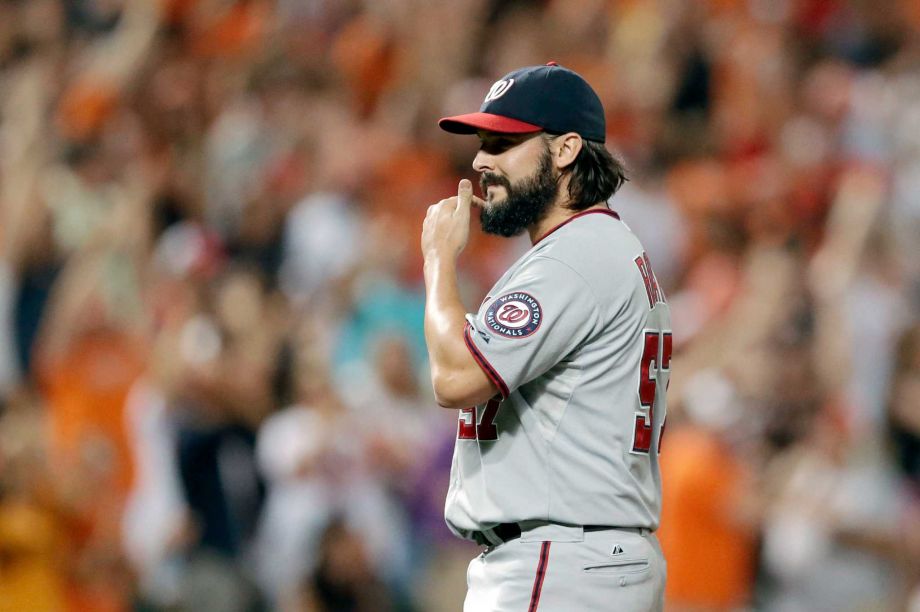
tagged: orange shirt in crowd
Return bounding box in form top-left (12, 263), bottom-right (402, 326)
top-left (37, 328), bottom-right (146, 612)
top-left (0, 500), bottom-right (65, 612)
top-left (658, 424), bottom-right (756, 610)
top-left (38, 328), bottom-right (146, 503)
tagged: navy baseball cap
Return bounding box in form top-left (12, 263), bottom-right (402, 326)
top-left (439, 62), bottom-right (606, 143)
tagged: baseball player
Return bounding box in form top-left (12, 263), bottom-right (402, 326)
top-left (421, 63), bottom-right (671, 611)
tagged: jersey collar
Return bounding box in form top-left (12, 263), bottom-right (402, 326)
top-left (532, 208), bottom-right (620, 246)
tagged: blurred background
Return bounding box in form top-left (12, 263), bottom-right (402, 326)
top-left (0, 0), bottom-right (919, 610)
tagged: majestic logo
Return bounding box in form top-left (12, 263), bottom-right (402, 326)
top-left (484, 79), bottom-right (514, 103)
top-left (484, 292), bottom-right (541, 338)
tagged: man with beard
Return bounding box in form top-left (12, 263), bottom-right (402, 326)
top-left (421, 63), bottom-right (671, 611)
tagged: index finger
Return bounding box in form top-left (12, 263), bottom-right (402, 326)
top-left (456, 179), bottom-right (472, 213)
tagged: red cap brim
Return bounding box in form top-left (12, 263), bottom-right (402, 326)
top-left (438, 112), bottom-right (542, 135)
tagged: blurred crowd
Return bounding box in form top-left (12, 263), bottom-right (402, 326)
top-left (0, 0), bottom-right (919, 610)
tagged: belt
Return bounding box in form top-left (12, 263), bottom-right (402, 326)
top-left (471, 523), bottom-right (647, 547)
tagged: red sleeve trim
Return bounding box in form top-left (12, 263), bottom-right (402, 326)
top-left (463, 323), bottom-right (510, 399)
top-left (533, 208), bottom-right (620, 245)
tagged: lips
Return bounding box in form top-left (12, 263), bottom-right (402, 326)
top-left (484, 184), bottom-right (505, 202)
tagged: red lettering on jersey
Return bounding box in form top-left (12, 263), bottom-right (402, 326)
top-left (635, 256), bottom-right (654, 308)
top-left (633, 331), bottom-right (659, 452)
top-left (458, 407), bottom-right (477, 439)
top-left (643, 253), bottom-right (664, 304)
top-left (457, 398), bottom-right (502, 441)
top-left (478, 398), bottom-right (500, 440)
top-left (632, 330), bottom-right (672, 454)
top-left (634, 252), bottom-right (665, 309)
top-left (661, 332), bottom-right (672, 370)
top-left (638, 332), bottom-right (659, 410)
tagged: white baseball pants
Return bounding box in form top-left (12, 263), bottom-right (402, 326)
top-left (463, 523), bottom-right (665, 611)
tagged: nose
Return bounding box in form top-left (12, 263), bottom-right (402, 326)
top-left (473, 149), bottom-right (494, 173)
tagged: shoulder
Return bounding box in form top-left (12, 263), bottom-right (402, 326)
top-left (534, 210), bottom-right (647, 284)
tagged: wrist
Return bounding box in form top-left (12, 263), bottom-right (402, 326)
top-left (424, 255), bottom-right (461, 295)
top-left (424, 251), bottom-right (457, 272)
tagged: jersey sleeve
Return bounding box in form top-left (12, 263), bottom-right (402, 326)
top-left (463, 255), bottom-right (601, 398)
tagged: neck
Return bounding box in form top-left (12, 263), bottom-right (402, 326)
top-left (528, 201), bottom-right (609, 244)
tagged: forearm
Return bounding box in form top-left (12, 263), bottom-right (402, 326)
top-left (421, 181), bottom-right (497, 407)
top-left (424, 256), bottom-right (466, 335)
top-left (424, 256), bottom-right (469, 388)
top-left (423, 256), bottom-right (495, 407)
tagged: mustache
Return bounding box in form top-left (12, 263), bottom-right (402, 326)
top-left (480, 173), bottom-right (511, 192)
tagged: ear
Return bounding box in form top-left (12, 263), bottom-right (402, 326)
top-left (550, 133), bottom-right (583, 170)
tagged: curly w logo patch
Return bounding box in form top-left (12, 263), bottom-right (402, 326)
top-left (484, 292), bottom-right (541, 338)
top-left (484, 79), bottom-right (514, 103)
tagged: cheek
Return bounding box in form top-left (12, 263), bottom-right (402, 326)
top-left (502, 148), bottom-right (543, 183)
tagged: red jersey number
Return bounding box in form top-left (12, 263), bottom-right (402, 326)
top-left (633, 331), bottom-right (672, 454)
top-left (458, 398), bottom-right (501, 441)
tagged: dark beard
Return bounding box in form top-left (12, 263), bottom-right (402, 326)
top-left (479, 149), bottom-right (558, 237)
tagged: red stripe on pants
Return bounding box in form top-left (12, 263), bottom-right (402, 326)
top-left (528, 542), bottom-right (551, 612)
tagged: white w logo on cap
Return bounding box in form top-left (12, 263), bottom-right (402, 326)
top-left (484, 79), bottom-right (514, 103)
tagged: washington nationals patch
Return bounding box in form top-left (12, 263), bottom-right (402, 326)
top-left (484, 292), bottom-right (542, 338)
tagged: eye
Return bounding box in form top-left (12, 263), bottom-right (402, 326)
top-left (479, 138), bottom-right (516, 155)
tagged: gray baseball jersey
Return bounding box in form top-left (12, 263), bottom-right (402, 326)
top-left (445, 209), bottom-right (671, 539)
